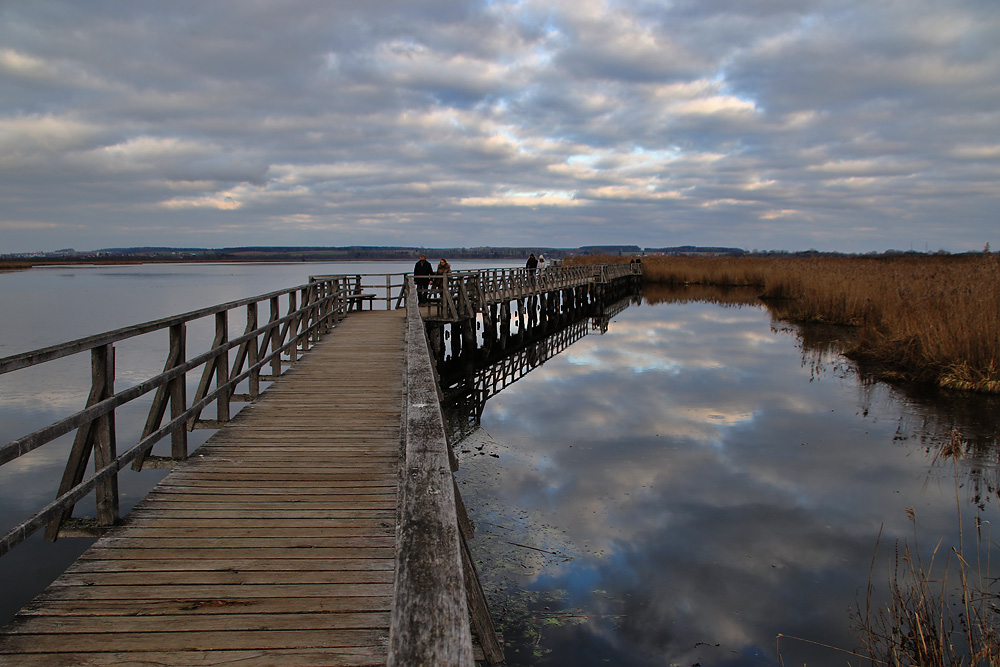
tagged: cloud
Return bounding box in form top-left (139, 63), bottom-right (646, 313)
top-left (0, 0), bottom-right (997, 252)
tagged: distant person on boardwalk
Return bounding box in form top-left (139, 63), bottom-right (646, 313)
top-left (537, 254), bottom-right (547, 276)
top-left (526, 253), bottom-right (538, 285)
top-left (437, 258), bottom-right (451, 275)
top-left (413, 254), bottom-right (433, 303)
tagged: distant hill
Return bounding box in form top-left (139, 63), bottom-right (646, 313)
top-left (6, 245), bottom-right (647, 262)
top-left (644, 246), bottom-right (746, 256)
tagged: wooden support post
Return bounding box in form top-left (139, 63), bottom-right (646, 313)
top-left (485, 305), bottom-right (498, 347)
top-left (246, 303), bottom-right (260, 398)
top-left (461, 535), bottom-right (505, 665)
top-left (45, 344), bottom-right (118, 540)
top-left (286, 291), bottom-right (298, 362)
top-left (462, 319), bottom-right (477, 363)
top-left (266, 295), bottom-right (281, 376)
top-left (132, 323), bottom-right (186, 471)
top-left (499, 301), bottom-right (510, 350)
top-left (451, 323), bottom-right (462, 360)
top-left (453, 479), bottom-right (474, 540)
top-left (427, 323), bottom-right (444, 361)
top-left (214, 312), bottom-right (230, 423)
top-left (92, 345), bottom-right (119, 527)
top-left (168, 323), bottom-right (188, 460)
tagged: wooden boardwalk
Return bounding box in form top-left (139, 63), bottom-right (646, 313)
top-left (0, 309), bottom-right (405, 667)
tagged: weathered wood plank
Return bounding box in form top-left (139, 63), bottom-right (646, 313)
top-left (35, 583), bottom-right (393, 601)
top-left (2, 648), bottom-right (385, 667)
top-left (15, 596), bottom-right (390, 616)
top-left (48, 570), bottom-right (393, 587)
top-left (4, 612), bottom-right (391, 634)
top-left (387, 284), bottom-right (474, 666)
top-left (63, 558), bottom-right (395, 574)
top-left (0, 628), bottom-right (387, 652)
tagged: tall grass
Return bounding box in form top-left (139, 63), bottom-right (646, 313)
top-left (853, 431), bottom-right (1000, 666)
top-left (570, 254), bottom-right (1000, 393)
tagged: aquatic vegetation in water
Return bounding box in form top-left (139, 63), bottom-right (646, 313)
top-left (854, 431), bottom-right (1000, 665)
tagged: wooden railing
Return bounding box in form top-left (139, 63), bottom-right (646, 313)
top-left (422, 262), bottom-right (642, 321)
top-left (309, 272), bottom-right (408, 311)
top-left (389, 276), bottom-right (504, 666)
top-left (309, 264), bottom-right (642, 323)
top-left (0, 277), bottom-right (358, 556)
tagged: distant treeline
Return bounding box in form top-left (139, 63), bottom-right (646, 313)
top-left (2, 244), bottom-right (973, 266)
top-left (4, 244), bottom-right (650, 264)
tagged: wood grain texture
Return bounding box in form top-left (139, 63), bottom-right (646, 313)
top-left (0, 310), bottom-right (405, 667)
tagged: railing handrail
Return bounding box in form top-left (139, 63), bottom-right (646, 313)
top-left (416, 263), bottom-right (641, 321)
top-left (309, 272), bottom-right (409, 311)
top-left (388, 276), bottom-right (473, 666)
top-left (0, 281), bottom-right (321, 375)
top-left (0, 276), bottom-right (358, 556)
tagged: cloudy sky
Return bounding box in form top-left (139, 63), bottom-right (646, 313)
top-left (2, 1), bottom-right (997, 254)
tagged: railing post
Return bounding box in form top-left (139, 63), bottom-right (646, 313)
top-left (298, 286), bottom-right (312, 348)
top-left (168, 323), bottom-right (188, 460)
top-left (92, 344), bottom-right (119, 527)
top-left (267, 296), bottom-right (281, 376)
top-left (44, 343), bottom-right (119, 540)
top-left (247, 304), bottom-right (260, 398)
top-left (214, 312), bottom-right (230, 423)
top-left (286, 291), bottom-right (298, 363)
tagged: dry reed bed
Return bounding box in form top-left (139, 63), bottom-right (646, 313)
top-left (569, 254), bottom-right (1000, 393)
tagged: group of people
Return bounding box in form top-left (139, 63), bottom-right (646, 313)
top-left (412, 254), bottom-right (450, 304)
top-left (413, 252), bottom-right (552, 302)
top-left (525, 253), bottom-right (547, 284)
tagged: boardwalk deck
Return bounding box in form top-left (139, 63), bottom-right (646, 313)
top-left (0, 309), bottom-right (405, 667)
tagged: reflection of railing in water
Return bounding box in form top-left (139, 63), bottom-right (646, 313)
top-left (591, 292), bottom-right (638, 333)
top-left (439, 292), bottom-right (641, 430)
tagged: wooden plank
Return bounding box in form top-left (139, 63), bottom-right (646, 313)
top-left (64, 558), bottom-right (394, 574)
top-left (4, 611), bottom-right (391, 634)
top-left (14, 597), bottom-right (390, 616)
top-left (0, 628), bottom-right (387, 652)
top-left (34, 583), bottom-right (393, 601)
top-left (3, 649), bottom-right (385, 667)
top-left (48, 570), bottom-right (393, 587)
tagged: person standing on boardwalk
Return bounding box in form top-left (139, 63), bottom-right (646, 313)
top-left (437, 258), bottom-right (451, 275)
top-left (526, 253), bottom-right (538, 285)
top-left (413, 254), bottom-right (433, 303)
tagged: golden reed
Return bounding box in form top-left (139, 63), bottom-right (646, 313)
top-left (568, 253), bottom-right (1000, 393)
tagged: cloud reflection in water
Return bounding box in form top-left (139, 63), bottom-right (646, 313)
top-left (455, 291), bottom-right (1000, 666)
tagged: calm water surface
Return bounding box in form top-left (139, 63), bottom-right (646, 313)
top-left (1, 266), bottom-right (998, 667)
top-left (450, 286), bottom-right (1000, 666)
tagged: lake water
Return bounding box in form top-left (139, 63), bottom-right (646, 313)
top-left (2, 264), bottom-right (998, 666)
top-left (449, 284), bottom-right (1000, 666)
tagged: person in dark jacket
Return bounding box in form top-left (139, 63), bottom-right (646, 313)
top-left (413, 254), bottom-right (433, 303)
top-left (526, 253), bottom-right (538, 285)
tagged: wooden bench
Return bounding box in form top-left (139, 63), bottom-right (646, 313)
top-left (346, 292), bottom-right (377, 311)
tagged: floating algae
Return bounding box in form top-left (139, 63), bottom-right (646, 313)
top-left (452, 427), bottom-right (628, 664)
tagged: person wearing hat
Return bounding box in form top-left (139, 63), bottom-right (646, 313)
top-left (413, 254), bottom-right (433, 303)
